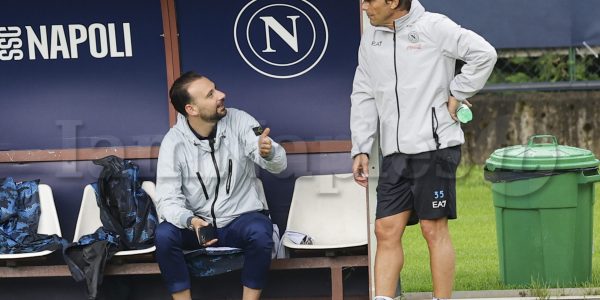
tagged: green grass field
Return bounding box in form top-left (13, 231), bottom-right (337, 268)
top-left (399, 165), bottom-right (600, 292)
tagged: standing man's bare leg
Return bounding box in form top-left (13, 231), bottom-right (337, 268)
top-left (420, 218), bottom-right (455, 299)
top-left (374, 211), bottom-right (411, 297)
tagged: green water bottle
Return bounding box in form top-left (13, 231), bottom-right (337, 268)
top-left (456, 103), bottom-right (473, 123)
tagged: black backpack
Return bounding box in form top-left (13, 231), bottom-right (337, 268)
top-left (92, 155), bottom-right (158, 250)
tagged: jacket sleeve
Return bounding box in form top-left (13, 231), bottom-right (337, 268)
top-left (237, 110), bottom-right (287, 174)
top-left (155, 135), bottom-right (194, 229)
top-left (350, 37), bottom-right (378, 158)
top-left (434, 16), bottom-right (497, 101)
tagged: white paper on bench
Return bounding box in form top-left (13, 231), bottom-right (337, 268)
top-left (284, 231), bottom-right (313, 245)
top-left (204, 247), bottom-right (241, 252)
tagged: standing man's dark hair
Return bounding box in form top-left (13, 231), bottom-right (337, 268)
top-left (397, 0), bottom-right (411, 11)
top-left (169, 71), bottom-right (205, 116)
top-left (386, 0), bottom-right (411, 11)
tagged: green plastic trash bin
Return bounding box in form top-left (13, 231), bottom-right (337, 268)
top-left (485, 135), bottom-right (600, 286)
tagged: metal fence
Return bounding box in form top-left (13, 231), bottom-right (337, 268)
top-left (482, 45), bottom-right (600, 92)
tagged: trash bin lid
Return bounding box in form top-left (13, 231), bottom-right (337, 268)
top-left (486, 135), bottom-right (600, 171)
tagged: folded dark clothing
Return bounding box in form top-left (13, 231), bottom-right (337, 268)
top-left (185, 247), bottom-right (245, 277)
top-left (0, 177), bottom-right (66, 254)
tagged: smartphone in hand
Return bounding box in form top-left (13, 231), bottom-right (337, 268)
top-left (195, 224), bottom-right (216, 246)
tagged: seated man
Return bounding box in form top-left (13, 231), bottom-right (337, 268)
top-left (155, 71), bottom-right (287, 300)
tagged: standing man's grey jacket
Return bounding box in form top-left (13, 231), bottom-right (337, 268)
top-left (351, 0), bottom-right (497, 157)
top-left (156, 108), bottom-right (287, 229)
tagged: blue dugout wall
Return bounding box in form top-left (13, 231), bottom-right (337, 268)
top-left (0, 0), bottom-right (362, 242)
top-left (422, 0), bottom-right (600, 49)
top-left (1, 0), bottom-right (599, 243)
top-left (0, 0), bottom-right (169, 151)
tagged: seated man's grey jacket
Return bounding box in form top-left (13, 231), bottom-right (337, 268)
top-left (156, 108), bottom-right (287, 229)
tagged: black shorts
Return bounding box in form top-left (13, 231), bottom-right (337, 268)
top-left (376, 146), bottom-right (461, 225)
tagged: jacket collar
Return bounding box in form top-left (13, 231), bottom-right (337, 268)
top-left (374, 0), bottom-right (425, 32)
top-left (174, 113), bottom-right (226, 151)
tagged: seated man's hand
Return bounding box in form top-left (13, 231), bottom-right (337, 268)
top-left (258, 127), bottom-right (272, 158)
top-left (191, 217), bottom-right (218, 247)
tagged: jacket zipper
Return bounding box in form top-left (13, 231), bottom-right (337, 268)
top-left (392, 23), bottom-right (401, 153)
top-left (195, 172), bottom-right (209, 200)
top-left (209, 139), bottom-right (220, 229)
top-left (226, 159), bottom-right (232, 195)
top-left (431, 107), bottom-right (441, 150)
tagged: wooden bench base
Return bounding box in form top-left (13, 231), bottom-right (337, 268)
top-left (0, 255), bottom-right (368, 300)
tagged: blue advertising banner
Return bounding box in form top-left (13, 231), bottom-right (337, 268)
top-left (0, 0), bottom-right (169, 151)
top-left (572, 0), bottom-right (600, 47)
top-left (176, 0), bottom-right (361, 142)
top-left (421, 0), bottom-right (600, 49)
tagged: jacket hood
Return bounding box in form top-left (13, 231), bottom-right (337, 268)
top-left (173, 113), bottom-right (227, 150)
top-left (393, 0), bottom-right (425, 31)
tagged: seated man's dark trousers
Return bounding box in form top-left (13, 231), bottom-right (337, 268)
top-left (155, 211), bottom-right (273, 293)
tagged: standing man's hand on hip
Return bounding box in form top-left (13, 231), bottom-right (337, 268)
top-left (447, 96), bottom-right (472, 122)
top-left (352, 153), bottom-right (369, 187)
top-left (258, 128), bottom-right (272, 158)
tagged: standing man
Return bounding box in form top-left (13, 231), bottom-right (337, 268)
top-left (351, 0), bottom-right (496, 299)
top-left (155, 71), bottom-right (287, 300)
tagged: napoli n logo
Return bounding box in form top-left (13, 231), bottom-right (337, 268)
top-left (408, 31), bottom-right (419, 43)
top-left (234, 0), bottom-right (329, 79)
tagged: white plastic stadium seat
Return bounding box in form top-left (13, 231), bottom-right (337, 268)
top-left (141, 181), bottom-right (158, 218)
top-left (283, 174), bottom-right (368, 250)
top-left (0, 184), bottom-right (63, 259)
top-left (73, 181), bottom-right (157, 256)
